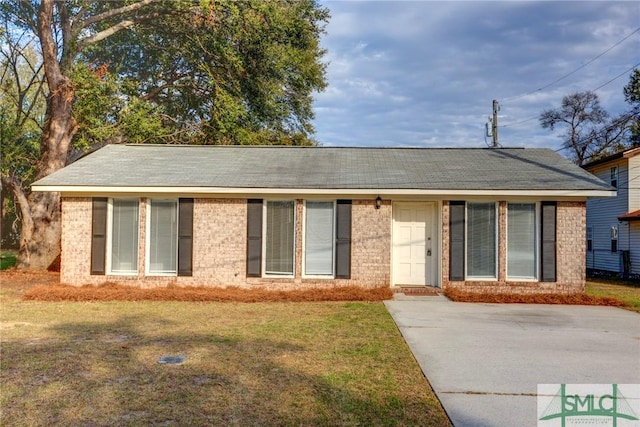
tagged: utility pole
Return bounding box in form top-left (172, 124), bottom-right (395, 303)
top-left (492, 99), bottom-right (499, 147)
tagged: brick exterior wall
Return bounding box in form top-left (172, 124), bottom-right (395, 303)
top-left (556, 202), bottom-right (587, 289)
top-left (60, 197), bottom-right (391, 289)
top-left (60, 197), bottom-right (93, 285)
top-left (441, 201), bottom-right (586, 294)
top-left (61, 197), bottom-right (584, 293)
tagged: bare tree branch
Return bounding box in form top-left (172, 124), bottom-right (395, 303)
top-left (139, 73), bottom-right (191, 101)
top-left (79, 0), bottom-right (162, 29)
top-left (77, 12), bottom-right (162, 48)
top-left (0, 175), bottom-right (33, 243)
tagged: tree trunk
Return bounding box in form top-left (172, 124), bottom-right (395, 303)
top-left (15, 76), bottom-right (76, 270)
top-left (18, 192), bottom-right (62, 270)
top-left (12, 0), bottom-right (77, 270)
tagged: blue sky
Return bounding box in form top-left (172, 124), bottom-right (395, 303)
top-left (312, 1), bottom-right (640, 152)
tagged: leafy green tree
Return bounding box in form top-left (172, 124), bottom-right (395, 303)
top-left (84, 1), bottom-right (328, 145)
top-left (0, 0), bottom-right (329, 269)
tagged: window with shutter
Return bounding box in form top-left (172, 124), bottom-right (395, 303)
top-left (265, 201), bottom-right (295, 275)
top-left (449, 201), bottom-right (465, 281)
top-left (507, 203), bottom-right (537, 280)
top-left (178, 198), bottom-right (194, 276)
top-left (91, 198), bottom-right (108, 275)
top-left (108, 199), bottom-right (139, 275)
top-left (148, 199), bottom-right (178, 275)
top-left (540, 202), bottom-right (556, 282)
top-left (467, 203), bottom-right (497, 279)
top-left (246, 199), bottom-right (263, 277)
top-left (304, 201), bottom-right (335, 276)
top-left (335, 200), bottom-right (352, 279)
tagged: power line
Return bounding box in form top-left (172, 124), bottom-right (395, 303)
top-left (592, 61), bottom-right (640, 92)
top-left (501, 116), bottom-right (537, 129)
top-left (499, 62), bottom-right (640, 129)
top-left (499, 26), bottom-right (640, 104)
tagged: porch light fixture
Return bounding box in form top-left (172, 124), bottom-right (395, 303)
top-left (375, 196), bottom-right (382, 210)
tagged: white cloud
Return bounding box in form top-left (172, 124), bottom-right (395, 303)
top-left (313, 1), bottom-right (640, 151)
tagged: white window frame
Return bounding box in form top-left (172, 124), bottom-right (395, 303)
top-left (465, 202), bottom-right (498, 280)
top-left (611, 225), bottom-right (618, 253)
top-left (610, 166), bottom-right (618, 188)
top-left (586, 226), bottom-right (593, 252)
top-left (262, 200), bottom-right (296, 278)
top-left (106, 198), bottom-right (139, 276)
top-left (145, 199), bottom-right (179, 276)
top-left (506, 202), bottom-right (539, 281)
top-left (302, 200), bottom-right (336, 278)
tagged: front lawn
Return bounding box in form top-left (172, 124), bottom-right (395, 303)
top-left (0, 297), bottom-right (450, 426)
top-left (586, 280), bottom-right (640, 313)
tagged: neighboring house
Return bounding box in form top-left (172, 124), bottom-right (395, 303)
top-left (32, 145), bottom-right (613, 294)
top-left (583, 147), bottom-right (640, 278)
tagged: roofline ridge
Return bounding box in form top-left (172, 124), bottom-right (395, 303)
top-left (119, 143), bottom-right (535, 150)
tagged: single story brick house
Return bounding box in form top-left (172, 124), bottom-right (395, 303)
top-left (32, 144), bottom-right (614, 294)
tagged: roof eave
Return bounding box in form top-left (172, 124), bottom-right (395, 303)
top-left (31, 185), bottom-right (616, 198)
top-left (617, 209), bottom-right (640, 221)
top-left (582, 147), bottom-right (640, 169)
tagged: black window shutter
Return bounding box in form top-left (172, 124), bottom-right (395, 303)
top-left (91, 198), bottom-right (108, 275)
top-left (246, 199), bottom-right (263, 277)
top-left (540, 202), bottom-right (557, 282)
top-left (449, 201), bottom-right (465, 281)
top-left (335, 200), bottom-right (352, 279)
top-left (178, 198), bottom-right (194, 276)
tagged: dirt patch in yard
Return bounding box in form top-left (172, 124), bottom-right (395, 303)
top-left (444, 288), bottom-right (627, 307)
top-left (0, 269), bottom-right (59, 301)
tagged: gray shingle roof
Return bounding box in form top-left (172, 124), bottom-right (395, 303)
top-left (32, 144), bottom-right (611, 192)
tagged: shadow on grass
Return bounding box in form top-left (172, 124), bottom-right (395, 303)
top-left (1, 313), bottom-right (449, 426)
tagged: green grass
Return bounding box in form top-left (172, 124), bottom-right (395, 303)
top-left (0, 300), bottom-right (451, 426)
top-left (586, 280), bottom-right (640, 313)
top-left (0, 250), bottom-right (17, 270)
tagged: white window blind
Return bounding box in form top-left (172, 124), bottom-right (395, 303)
top-left (149, 200), bottom-right (178, 274)
top-left (305, 202), bottom-right (334, 275)
top-left (265, 201), bottom-right (295, 275)
top-left (467, 203), bottom-right (496, 278)
top-left (110, 199), bottom-right (139, 274)
top-left (507, 203), bottom-right (537, 279)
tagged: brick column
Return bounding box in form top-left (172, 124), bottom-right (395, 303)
top-left (441, 201), bottom-right (450, 287)
top-left (498, 201), bottom-right (507, 281)
top-left (295, 199), bottom-right (304, 282)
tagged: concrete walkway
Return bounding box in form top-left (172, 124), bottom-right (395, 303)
top-left (385, 295), bottom-right (640, 427)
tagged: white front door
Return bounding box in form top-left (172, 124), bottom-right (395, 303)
top-left (393, 203), bottom-right (436, 286)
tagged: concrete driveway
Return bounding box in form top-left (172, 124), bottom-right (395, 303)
top-left (385, 295), bottom-right (640, 427)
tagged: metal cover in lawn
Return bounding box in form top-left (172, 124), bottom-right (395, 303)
top-left (158, 355), bottom-right (185, 365)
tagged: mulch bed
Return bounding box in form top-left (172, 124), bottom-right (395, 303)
top-left (2, 269), bottom-right (393, 302)
top-left (444, 288), bottom-right (626, 307)
top-left (1, 270), bottom-right (627, 306)
top-left (22, 283), bottom-right (394, 302)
